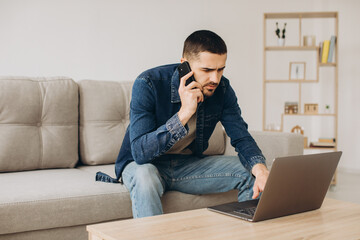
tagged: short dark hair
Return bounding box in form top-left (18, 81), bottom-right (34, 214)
top-left (182, 30), bottom-right (227, 60)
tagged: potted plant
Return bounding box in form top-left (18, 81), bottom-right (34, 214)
top-left (276, 22), bottom-right (287, 46)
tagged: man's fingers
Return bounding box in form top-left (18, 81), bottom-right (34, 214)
top-left (180, 72), bottom-right (203, 91)
top-left (196, 90), bottom-right (204, 103)
top-left (252, 185), bottom-right (260, 199)
top-left (186, 80), bottom-right (203, 91)
top-left (190, 88), bottom-right (204, 103)
top-left (179, 71), bottom-right (194, 88)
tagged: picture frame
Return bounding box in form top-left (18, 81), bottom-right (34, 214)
top-left (289, 62), bottom-right (306, 81)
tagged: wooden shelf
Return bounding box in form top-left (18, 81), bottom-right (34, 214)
top-left (263, 11), bottom-right (339, 185)
top-left (263, 11), bottom-right (339, 129)
top-left (320, 63), bottom-right (336, 67)
top-left (265, 80), bottom-right (318, 83)
top-left (265, 46), bottom-right (318, 51)
top-left (265, 12), bottom-right (337, 19)
top-left (283, 113), bottom-right (336, 117)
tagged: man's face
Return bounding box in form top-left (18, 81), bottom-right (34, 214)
top-left (182, 52), bottom-right (227, 97)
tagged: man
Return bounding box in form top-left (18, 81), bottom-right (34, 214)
top-left (97, 30), bottom-right (269, 218)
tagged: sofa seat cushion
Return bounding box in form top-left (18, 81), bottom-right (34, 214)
top-left (0, 77), bottom-right (79, 172)
top-left (0, 164), bottom-right (238, 235)
top-left (0, 169), bottom-right (132, 235)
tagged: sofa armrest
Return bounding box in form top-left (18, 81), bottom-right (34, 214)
top-left (224, 131), bottom-right (304, 169)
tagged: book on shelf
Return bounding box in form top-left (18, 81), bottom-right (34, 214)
top-left (310, 137), bottom-right (336, 148)
top-left (310, 141), bottom-right (336, 148)
top-left (327, 35), bottom-right (336, 63)
top-left (319, 138), bottom-right (336, 144)
top-left (321, 40), bottom-right (330, 63)
top-left (319, 36), bottom-right (336, 64)
top-left (319, 41), bottom-right (323, 60)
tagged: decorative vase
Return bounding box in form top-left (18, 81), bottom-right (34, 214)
top-left (277, 38), bottom-right (285, 46)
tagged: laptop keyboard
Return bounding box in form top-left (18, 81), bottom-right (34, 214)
top-left (234, 207), bottom-right (256, 216)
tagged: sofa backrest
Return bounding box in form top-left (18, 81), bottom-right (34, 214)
top-left (0, 77), bottom-right (226, 171)
top-left (78, 80), bottom-right (133, 165)
top-left (78, 80), bottom-right (225, 166)
top-left (0, 77), bottom-right (79, 172)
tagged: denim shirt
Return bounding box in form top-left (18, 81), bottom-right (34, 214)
top-left (96, 63), bottom-right (266, 183)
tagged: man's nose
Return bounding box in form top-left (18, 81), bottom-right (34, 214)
top-left (210, 72), bottom-right (221, 84)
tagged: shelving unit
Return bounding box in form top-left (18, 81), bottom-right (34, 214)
top-left (262, 12), bottom-right (338, 184)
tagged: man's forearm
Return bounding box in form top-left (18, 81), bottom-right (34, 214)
top-left (130, 113), bottom-right (187, 164)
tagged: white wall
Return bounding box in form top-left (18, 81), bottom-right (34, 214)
top-left (0, 0), bottom-right (359, 172)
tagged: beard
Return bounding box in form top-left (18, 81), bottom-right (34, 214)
top-left (202, 83), bottom-right (218, 97)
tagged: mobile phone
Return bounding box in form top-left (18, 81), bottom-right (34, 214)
top-left (177, 61), bottom-right (196, 86)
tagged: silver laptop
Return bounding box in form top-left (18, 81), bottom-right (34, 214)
top-left (208, 151), bottom-right (342, 222)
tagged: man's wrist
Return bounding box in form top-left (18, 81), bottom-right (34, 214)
top-left (178, 108), bottom-right (193, 126)
top-left (251, 163), bottom-right (268, 178)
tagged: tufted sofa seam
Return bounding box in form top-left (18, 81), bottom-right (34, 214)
top-left (36, 81), bottom-right (44, 169)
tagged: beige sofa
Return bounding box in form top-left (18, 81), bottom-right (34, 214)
top-left (0, 77), bottom-right (303, 240)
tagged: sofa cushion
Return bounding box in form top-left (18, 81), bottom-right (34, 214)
top-left (0, 77), bottom-right (78, 172)
top-left (0, 165), bottom-right (237, 236)
top-left (78, 80), bottom-right (133, 165)
top-left (0, 169), bottom-right (132, 235)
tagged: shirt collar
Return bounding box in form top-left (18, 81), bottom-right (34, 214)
top-left (171, 65), bottom-right (181, 103)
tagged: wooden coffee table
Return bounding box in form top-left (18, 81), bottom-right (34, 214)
top-left (87, 198), bottom-right (360, 240)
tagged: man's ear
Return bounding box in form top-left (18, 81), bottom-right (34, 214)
top-left (180, 58), bottom-right (187, 63)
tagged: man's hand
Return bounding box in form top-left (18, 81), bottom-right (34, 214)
top-left (251, 164), bottom-right (269, 199)
top-left (177, 71), bottom-right (204, 126)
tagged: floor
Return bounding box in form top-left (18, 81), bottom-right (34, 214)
top-left (326, 170), bottom-right (360, 204)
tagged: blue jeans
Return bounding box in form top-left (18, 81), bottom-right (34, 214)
top-left (122, 155), bottom-right (255, 218)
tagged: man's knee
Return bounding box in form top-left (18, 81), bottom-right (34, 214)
top-left (134, 164), bottom-right (161, 183)
top-left (125, 163), bottom-right (165, 194)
